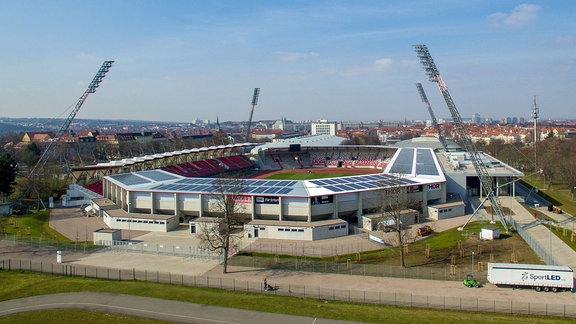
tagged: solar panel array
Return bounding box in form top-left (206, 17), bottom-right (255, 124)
top-left (309, 173), bottom-right (417, 193)
top-left (138, 170), bottom-right (179, 182)
top-left (389, 148), bottom-right (414, 174)
top-left (151, 178), bottom-right (299, 195)
top-left (416, 149), bottom-right (439, 176)
top-left (109, 173), bottom-right (150, 186)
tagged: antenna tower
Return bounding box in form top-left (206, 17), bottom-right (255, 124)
top-left (532, 95), bottom-right (539, 165)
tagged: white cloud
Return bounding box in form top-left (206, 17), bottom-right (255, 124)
top-left (555, 35), bottom-right (575, 44)
top-left (488, 4), bottom-right (541, 27)
top-left (275, 51), bottom-right (320, 61)
top-left (336, 57), bottom-right (396, 76)
top-left (76, 53), bottom-right (101, 62)
top-left (374, 58), bottom-right (393, 69)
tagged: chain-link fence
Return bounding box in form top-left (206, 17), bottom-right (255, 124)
top-left (1, 258), bottom-right (574, 318)
top-left (508, 216), bottom-right (554, 265)
top-left (1, 233), bottom-right (101, 253)
top-left (241, 238), bottom-right (381, 258)
top-left (1, 234), bottom-right (222, 260)
top-left (103, 240), bottom-right (222, 260)
top-left (229, 254), bottom-right (486, 281)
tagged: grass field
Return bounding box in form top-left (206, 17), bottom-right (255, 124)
top-left (0, 210), bottom-right (70, 242)
top-left (0, 309), bottom-right (168, 324)
top-left (0, 271), bottom-right (572, 324)
top-left (522, 176), bottom-right (576, 216)
top-left (264, 172), bottom-right (361, 180)
top-left (237, 221), bottom-right (543, 272)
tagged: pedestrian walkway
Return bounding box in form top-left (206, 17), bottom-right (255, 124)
top-left (0, 292), bottom-right (357, 324)
top-left (501, 197), bottom-right (576, 269)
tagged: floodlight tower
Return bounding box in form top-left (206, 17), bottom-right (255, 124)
top-left (414, 44), bottom-right (509, 232)
top-left (29, 61), bottom-right (115, 177)
top-left (532, 95), bottom-right (539, 165)
top-left (416, 82), bottom-right (448, 151)
top-left (14, 60), bottom-right (114, 210)
top-left (245, 87), bottom-right (260, 142)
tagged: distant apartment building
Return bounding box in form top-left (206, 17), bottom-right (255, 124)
top-left (311, 120), bottom-right (337, 136)
top-left (471, 113), bottom-right (481, 124)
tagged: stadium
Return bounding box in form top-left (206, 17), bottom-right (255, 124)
top-left (71, 134), bottom-right (521, 241)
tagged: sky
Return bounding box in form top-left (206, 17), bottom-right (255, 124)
top-left (0, 1), bottom-right (575, 123)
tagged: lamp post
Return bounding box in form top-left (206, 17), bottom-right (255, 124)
top-left (549, 222), bottom-right (553, 265)
top-left (472, 251), bottom-right (475, 277)
top-left (127, 201), bottom-right (132, 243)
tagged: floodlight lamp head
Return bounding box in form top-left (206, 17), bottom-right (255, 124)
top-left (251, 88), bottom-right (260, 106)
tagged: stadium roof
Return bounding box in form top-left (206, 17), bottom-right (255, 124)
top-left (72, 142), bottom-right (255, 170)
top-left (105, 147), bottom-right (445, 197)
top-left (250, 135), bottom-right (347, 154)
top-left (393, 136), bottom-right (461, 151)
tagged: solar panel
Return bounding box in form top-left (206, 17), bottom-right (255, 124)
top-left (416, 149), bottom-right (439, 176)
top-left (110, 173), bottom-right (149, 186)
top-left (262, 187), bottom-right (275, 194)
top-left (389, 148), bottom-right (414, 174)
top-left (139, 170), bottom-right (178, 182)
top-left (347, 183), bottom-right (364, 190)
top-left (278, 188), bottom-right (293, 194)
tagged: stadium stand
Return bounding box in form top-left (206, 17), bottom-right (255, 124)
top-left (84, 180), bottom-right (103, 196)
top-left (310, 152), bottom-right (327, 167)
top-left (160, 155), bottom-right (254, 178)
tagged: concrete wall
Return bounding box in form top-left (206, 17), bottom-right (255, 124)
top-left (102, 211), bottom-right (178, 232)
top-left (243, 222), bottom-right (347, 241)
top-left (93, 230), bottom-right (121, 245)
top-left (427, 203), bottom-right (465, 220)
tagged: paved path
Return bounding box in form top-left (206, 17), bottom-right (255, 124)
top-left (501, 197), bottom-right (576, 269)
top-left (0, 292), bottom-right (358, 324)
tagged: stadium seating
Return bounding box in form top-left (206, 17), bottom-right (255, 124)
top-left (160, 155), bottom-right (254, 177)
top-left (84, 181), bottom-right (103, 195)
top-left (310, 152), bottom-right (327, 167)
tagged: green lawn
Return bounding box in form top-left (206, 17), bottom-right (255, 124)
top-left (0, 271), bottom-right (572, 324)
top-left (237, 221), bottom-right (542, 272)
top-left (0, 211), bottom-right (70, 242)
top-left (264, 172), bottom-right (359, 180)
top-left (522, 176), bottom-right (576, 216)
top-left (0, 310), bottom-right (169, 324)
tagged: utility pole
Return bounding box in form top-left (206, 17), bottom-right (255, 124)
top-left (532, 95), bottom-right (539, 166)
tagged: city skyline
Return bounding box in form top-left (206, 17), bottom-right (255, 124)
top-left (1, 1), bottom-right (575, 123)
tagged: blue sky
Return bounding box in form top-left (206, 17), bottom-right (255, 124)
top-left (1, 1), bottom-right (574, 123)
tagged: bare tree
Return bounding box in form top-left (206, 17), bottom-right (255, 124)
top-left (197, 177), bottom-right (248, 273)
top-left (378, 175), bottom-right (418, 268)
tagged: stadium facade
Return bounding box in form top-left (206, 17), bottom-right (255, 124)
top-left (85, 135), bottom-right (522, 241)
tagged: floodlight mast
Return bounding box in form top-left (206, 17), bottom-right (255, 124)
top-left (29, 60), bottom-right (115, 178)
top-left (415, 82), bottom-right (448, 152)
top-left (413, 45), bottom-right (509, 233)
top-left (245, 87), bottom-right (260, 142)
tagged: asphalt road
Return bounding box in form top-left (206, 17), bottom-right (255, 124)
top-left (0, 292), bottom-right (359, 324)
top-left (516, 182), bottom-right (549, 208)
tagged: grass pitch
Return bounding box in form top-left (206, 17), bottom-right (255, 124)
top-left (264, 172), bottom-right (360, 180)
top-left (0, 271), bottom-right (572, 324)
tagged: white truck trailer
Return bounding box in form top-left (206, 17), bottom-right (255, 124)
top-left (487, 263), bottom-right (574, 292)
